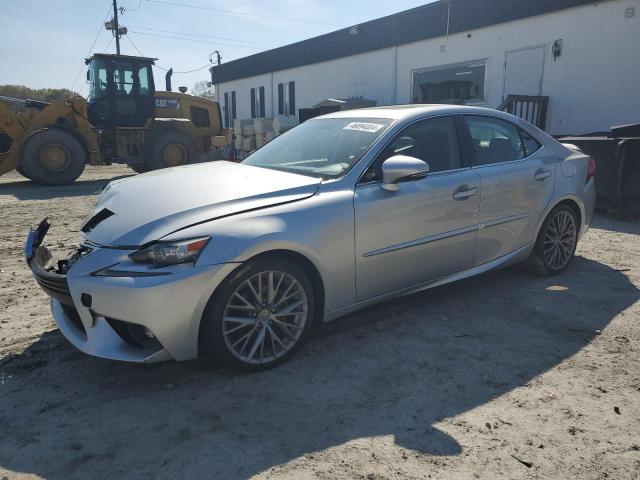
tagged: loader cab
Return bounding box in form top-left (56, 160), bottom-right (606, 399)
top-left (86, 54), bottom-right (157, 128)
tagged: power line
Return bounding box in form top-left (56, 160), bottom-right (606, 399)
top-left (71, 3), bottom-right (113, 92)
top-left (121, 0), bottom-right (142, 12)
top-left (125, 34), bottom-right (146, 56)
top-left (128, 30), bottom-right (265, 50)
top-left (144, 0), bottom-right (344, 27)
top-left (103, 35), bottom-right (115, 53)
top-left (126, 25), bottom-right (275, 46)
top-left (126, 35), bottom-right (211, 73)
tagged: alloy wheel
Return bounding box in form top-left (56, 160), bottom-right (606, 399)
top-left (543, 210), bottom-right (577, 271)
top-left (222, 270), bottom-right (309, 365)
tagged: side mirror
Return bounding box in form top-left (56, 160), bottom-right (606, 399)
top-left (381, 155), bottom-right (430, 191)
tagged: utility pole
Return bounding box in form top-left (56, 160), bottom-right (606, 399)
top-left (210, 51), bottom-right (222, 66)
top-left (105, 0), bottom-right (128, 55)
top-left (112, 0), bottom-right (121, 55)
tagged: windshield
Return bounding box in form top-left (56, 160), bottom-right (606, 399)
top-left (242, 117), bottom-right (393, 178)
top-left (88, 59), bottom-right (153, 101)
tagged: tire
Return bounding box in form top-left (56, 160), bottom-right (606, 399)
top-left (524, 204), bottom-right (579, 276)
top-left (16, 165), bottom-right (33, 180)
top-left (147, 131), bottom-right (198, 171)
top-left (21, 129), bottom-right (86, 185)
top-left (128, 162), bottom-right (149, 174)
top-left (200, 257), bottom-right (316, 372)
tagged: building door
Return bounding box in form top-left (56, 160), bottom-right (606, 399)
top-left (503, 45), bottom-right (546, 98)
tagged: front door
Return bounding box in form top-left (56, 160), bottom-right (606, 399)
top-left (354, 116), bottom-right (481, 301)
top-left (462, 115), bottom-right (555, 265)
top-left (504, 45), bottom-right (546, 97)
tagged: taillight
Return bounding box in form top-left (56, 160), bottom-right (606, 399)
top-left (587, 157), bottom-right (596, 182)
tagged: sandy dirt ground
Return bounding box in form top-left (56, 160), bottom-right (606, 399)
top-left (0, 165), bottom-right (639, 480)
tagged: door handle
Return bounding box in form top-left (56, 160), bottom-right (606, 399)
top-left (453, 186), bottom-right (479, 201)
top-left (534, 169), bottom-right (552, 182)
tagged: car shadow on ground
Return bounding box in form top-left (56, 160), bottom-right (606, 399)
top-left (0, 256), bottom-right (637, 479)
top-left (0, 175), bottom-right (133, 201)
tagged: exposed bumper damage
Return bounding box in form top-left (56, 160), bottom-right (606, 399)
top-left (25, 219), bottom-right (236, 363)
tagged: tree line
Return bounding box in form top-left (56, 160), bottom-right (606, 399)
top-left (0, 85), bottom-right (78, 103)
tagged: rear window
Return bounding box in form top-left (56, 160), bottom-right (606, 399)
top-left (520, 129), bottom-right (542, 157)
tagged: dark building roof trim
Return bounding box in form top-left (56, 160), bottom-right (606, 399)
top-left (211, 0), bottom-right (600, 84)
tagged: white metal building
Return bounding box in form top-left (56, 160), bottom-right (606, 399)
top-left (211, 0), bottom-right (640, 136)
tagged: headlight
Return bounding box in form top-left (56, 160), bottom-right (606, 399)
top-left (129, 237), bottom-right (210, 266)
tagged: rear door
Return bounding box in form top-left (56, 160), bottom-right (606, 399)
top-left (354, 115), bottom-right (481, 301)
top-left (461, 115), bottom-right (555, 265)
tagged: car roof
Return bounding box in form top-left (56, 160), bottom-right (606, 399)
top-left (320, 104), bottom-right (514, 122)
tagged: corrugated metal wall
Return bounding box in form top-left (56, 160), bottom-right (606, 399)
top-left (216, 0), bottom-right (640, 135)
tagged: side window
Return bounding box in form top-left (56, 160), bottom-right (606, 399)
top-left (463, 116), bottom-right (525, 166)
top-left (363, 116), bottom-right (461, 182)
top-left (520, 129), bottom-right (542, 157)
top-left (138, 66), bottom-right (151, 96)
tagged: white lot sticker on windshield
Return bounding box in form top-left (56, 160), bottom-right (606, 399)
top-left (343, 122), bottom-right (385, 133)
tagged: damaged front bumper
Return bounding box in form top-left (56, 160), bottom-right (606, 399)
top-left (25, 219), bottom-right (237, 363)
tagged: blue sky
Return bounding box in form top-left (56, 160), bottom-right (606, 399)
top-left (1, 0), bottom-right (433, 93)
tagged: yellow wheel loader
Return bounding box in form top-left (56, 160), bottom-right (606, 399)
top-left (0, 54), bottom-right (225, 185)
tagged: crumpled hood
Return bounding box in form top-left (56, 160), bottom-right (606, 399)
top-left (82, 161), bottom-right (321, 247)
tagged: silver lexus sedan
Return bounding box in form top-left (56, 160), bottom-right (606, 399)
top-left (26, 105), bottom-right (596, 370)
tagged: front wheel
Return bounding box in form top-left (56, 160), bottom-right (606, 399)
top-left (525, 204), bottom-right (579, 276)
top-left (20, 129), bottom-right (86, 185)
top-left (201, 258), bottom-right (315, 371)
top-left (16, 165), bottom-right (33, 180)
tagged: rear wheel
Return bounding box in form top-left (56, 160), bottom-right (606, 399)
top-left (128, 162), bottom-right (149, 174)
top-left (147, 131), bottom-right (198, 171)
top-left (21, 129), bottom-right (86, 185)
top-left (201, 258), bottom-right (316, 371)
top-left (525, 204), bottom-right (579, 276)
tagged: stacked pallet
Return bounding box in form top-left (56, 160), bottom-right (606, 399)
top-left (233, 119), bottom-right (256, 152)
top-left (233, 116), bottom-right (299, 154)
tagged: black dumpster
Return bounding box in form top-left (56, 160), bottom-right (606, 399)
top-left (560, 124), bottom-right (640, 219)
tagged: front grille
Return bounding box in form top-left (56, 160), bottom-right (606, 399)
top-left (65, 244), bottom-right (94, 272)
top-left (33, 269), bottom-right (73, 305)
